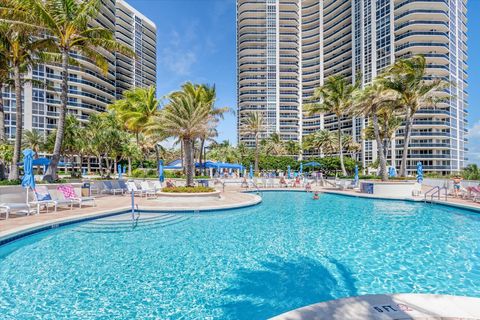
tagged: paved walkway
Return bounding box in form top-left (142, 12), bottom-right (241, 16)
top-left (271, 293), bottom-right (480, 319)
top-left (0, 191), bottom-right (261, 240)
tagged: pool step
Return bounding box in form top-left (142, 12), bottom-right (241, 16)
top-left (74, 214), bottom-right (191, 233)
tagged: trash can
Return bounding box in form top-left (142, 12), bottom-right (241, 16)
top-left (82, 182), bottom-right (91, 197)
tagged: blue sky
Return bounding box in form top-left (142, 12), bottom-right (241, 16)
top-left (129, 0), bottom-right (480, 162)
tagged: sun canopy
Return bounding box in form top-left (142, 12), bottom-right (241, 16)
top-left (196, 161), bottom-right (244, 170)
top-left (303, 161), bottom-right (321, 167)
top-left (18, 157), bottom-right (51, 166)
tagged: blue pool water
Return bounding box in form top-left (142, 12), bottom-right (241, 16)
top-left (1, 192), bottom-right (480, 319)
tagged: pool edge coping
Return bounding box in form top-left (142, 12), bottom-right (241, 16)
top-left (0, 193), bottom-right (262, 246)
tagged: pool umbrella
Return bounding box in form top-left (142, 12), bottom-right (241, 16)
top-left (354, 164), bottom-right (359, 185)
top-left (287, 165), bottom-right (291, 179)
top-left (249, 164), bottom-right (253, 179)
top-left (388, 166), bottom-right (397, 178)
top-left (21, 149), bottom-right (35, 202)
top-left (117, 163), bottom-right (122, 179)
top-left (299, 162), bottom-right (303, 175)
top-left (416, 162), bottom-right (423, 184)
top-left (159, 160), bottom-right (165, 183)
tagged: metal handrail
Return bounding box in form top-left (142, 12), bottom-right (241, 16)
top-left (249, 179), bottom-right (261, 194)
top-left (424, 186), bottom-right (440, 202)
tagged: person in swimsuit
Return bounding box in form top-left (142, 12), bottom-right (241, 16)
top-left (313, 191), bottom-right (319, 200)
top-left (452, 176), bottom-right (463, 197)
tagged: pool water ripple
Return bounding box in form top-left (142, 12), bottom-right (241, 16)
top-left (0, 192), bottom-right (479, 319)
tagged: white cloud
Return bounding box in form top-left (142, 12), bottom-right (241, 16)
top-left (160, 27), bottom-right (198, 76)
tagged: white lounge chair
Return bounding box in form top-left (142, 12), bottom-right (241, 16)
top-left (102, 181), bottom-right (124, 195)
top-left (0, 191), bottom-right (34, 219)
top-left (31, 185), bottom-right (73, 214)
top-left (140, 181), bottom-right (156, 198)
top-left (126, 181), bottom-right (146, 197)
top-left (57, 185), bottom-right (96, 208)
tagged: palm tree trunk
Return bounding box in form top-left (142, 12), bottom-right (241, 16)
top-left (184, 138), bottom-right (194, 186)
top-left (199, 138), bottom-right (205, 175)
top-left (372, 113), bottom-right (388, 181)
top-left (128, 157), bottom-right (132, 176)
top-left (337, 127), bottom-right (346, 176)
top-left (400, 111), bottom-right (412, 177)
top-left (46, 48), bottom-right (69, 180)
top-left (8, 65), bottom-right (22, 180)
top-left (97, 156), bottom-right (102, 177)
top-left (87, 156), bottom-right (91, 174)
top-left (254, 133), bottom-right (259, 177)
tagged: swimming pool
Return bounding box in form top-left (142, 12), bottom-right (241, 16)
top-left (0, 191), bottom-right (479, 319)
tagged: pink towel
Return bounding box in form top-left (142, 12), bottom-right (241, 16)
top-left (57, 185), bottom-right (77, 199)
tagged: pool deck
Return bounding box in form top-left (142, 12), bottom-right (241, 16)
top-left (0, 190), bottom-right (261, 241)
top-left (271, 293), bottom-right (480, 320)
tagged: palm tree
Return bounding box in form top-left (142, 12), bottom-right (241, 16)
top-left (159, 83), bottom-right (212, 186)
top-left (0, 23), bottom-right (49, 180)
top-left (285, 140), bottom-right (301, 157)
top-left (354, 81), bottom-right (399, 181)
top-left (109, 86), bottom-right (160, 144)
top-left (303, 129), bottom-right (338, 157)
top-left (18, 0), bottom-right (134, 180)
top-left (380, 55), bottom-right (449, 177)
top-left (240, 112), bottom-right (263, 176)
top-left (306, 75), bottom-right (358, 175)
top-left (0, 23), bottom-right (10, 142)
top-left (262, 133), bottom-right (287, 156)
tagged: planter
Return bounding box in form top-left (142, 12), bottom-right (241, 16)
top-left (360, 181), bottom-right (419, 198)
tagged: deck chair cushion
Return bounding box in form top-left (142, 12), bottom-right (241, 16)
top-left (34, 186), bottom-right (52, 201)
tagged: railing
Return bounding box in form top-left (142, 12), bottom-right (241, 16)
top-left (424, 186), bottom-right (448, 202)
top-left (249, 179), bottom-right (261, 195)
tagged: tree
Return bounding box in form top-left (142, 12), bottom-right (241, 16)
top-left (354, 81), bottom-right (399, 181)
top-left (18, 0), bottom-right (135, 180)
top-left (380, 55), bottom-right (449, 177)
top-left (285, 140), bottom-right (301, 157)
top-left (23, 129), bottom-right (44, 174)
top-left (262, 133), bottom-right (287, 156)
top-left (240, 112), bottom-right (263, 177)
top-left (0, 23), bottom-right (10, 143)
top-left (303, 129), bottom-right (338, 156)
top-left (108, 86), bottom-right (160, 144)
top-left (159, 83), bottom-right (212, 186)
top-left (0, 22), bottom-right (49, 180)
top-left (306, 75), bottom-right (358, 176)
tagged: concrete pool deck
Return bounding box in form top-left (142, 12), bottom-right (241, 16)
top-left (0, 190), bottom-right (261, 242)
top-left (271, 293), bottom-right (480, 319)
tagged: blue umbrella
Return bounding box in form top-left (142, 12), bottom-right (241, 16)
top-left (287, 165), bottom-right (291, 179)
top-left (123, 165), bottom-right (127, 175)
top-left (249, 164), bottom-right (253, 179)
top-left (21, 149), bottom-right (35, 202)
top-left (159, 160), bottom-right (165, 183)
top-left (416, 161), bottom-right (424, 183)
top-left (117, 163), bottom-right (122, 179)
top-left (299, 162), bottom-right (303, 175)
top-left (354, 164), bottom-right (359, 185)
top-left (388, 166), bottom-right (397, 178)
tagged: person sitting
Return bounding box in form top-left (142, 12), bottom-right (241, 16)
top-left (241, 177), bottom-right (249, 189)
top-left (305, 182), bottom-right (312, 192)
top-left (166, 179), bottom-right (176, 188)
top-left (313, 191), bottom-right (319, 200)
top-left (293, 176), bottom-right (301, 188)
top-left (279, 176), bottom-right (287, 188)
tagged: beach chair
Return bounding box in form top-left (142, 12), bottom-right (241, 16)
top-left (57, 184), bottom-right (96, 208)
top-left (140, 181), bottom-right (156, 198)
top-left (0, 191), bottom-right (34, 219)
top-left (126, 181), bottom-right (146, 197)
top-left (117, 180), bottom-right (129, 193)
top-left (31, 185), bottom-right (73, 214)
top-left (102, 181), bottom-right (124, 195)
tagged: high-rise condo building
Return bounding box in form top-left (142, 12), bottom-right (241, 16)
top-left (2, 0), bottom-right (157, 139)
top-left (237, 0), bottom-right (468, 174)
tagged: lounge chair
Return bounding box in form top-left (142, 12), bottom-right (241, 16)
top-left (149, 181), bottom-right (162, 193)
top-left (102, 181), bottom-right (124, 195)
top-left (57, 185), bottom-right (96, 208)
top-left (31, 185), bottom-right (73, 214)
top-left (117, 180), bottom-right (130, 193)
top-left (140, 181), bottom-right (156, 198)
top-left (0, 191), bottom-right (34, 219)
top-left (126, 181), bottom-right (146, 197)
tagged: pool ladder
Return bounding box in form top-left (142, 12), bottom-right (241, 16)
top-left (249, 179), bottom-right (261, 195)
top-left (424, 186), bottom-right (448, 203)
top-left (131, 191), bottom-right (140, 228)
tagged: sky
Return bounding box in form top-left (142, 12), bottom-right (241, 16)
top-left (128, 0), bottom-right (480, 163)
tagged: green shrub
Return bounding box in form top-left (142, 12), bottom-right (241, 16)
top-left (0, 179), bottom-right (21, 185)
top-left (162, 186), bottom-right (215, 193)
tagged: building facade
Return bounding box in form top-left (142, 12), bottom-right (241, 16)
top-left (2, 0), bottom-right (156, 140)
top-left (237, 0), bottom-right (468, 174)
